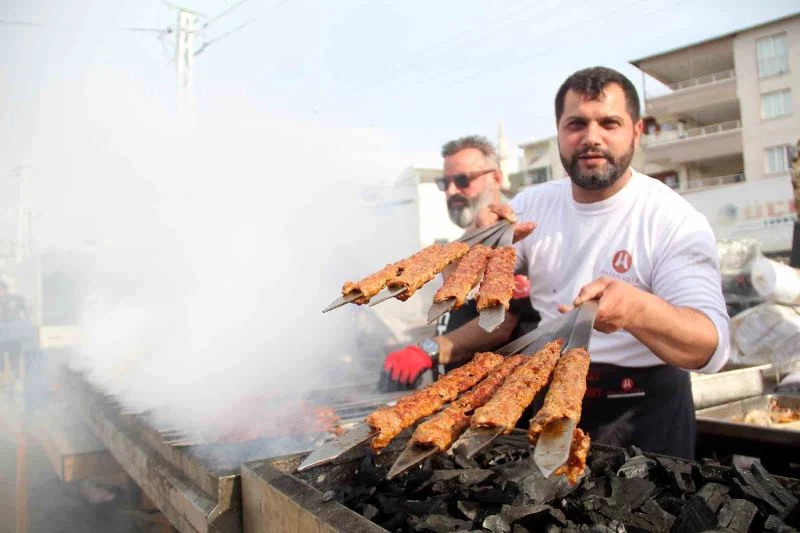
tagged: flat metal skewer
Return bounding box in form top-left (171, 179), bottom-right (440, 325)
top-left (322, 291), bottom-right (363, 313)
top-left (296, 423), bottom-right (378, 472)
top-left (368, 286), bottom-right (407, 306)
top-left (386, 443), bottom-right (439, 480)
top-left (452, 426), bottom-right (505, 460)
top-left (534, 418), bottom-right (576, 478)
top-left (457, 220), bottom-right (509, 245)
top-left (427, 298), bottom-right (456, 324)
top-left (478, 305), bottom-right (506, 332)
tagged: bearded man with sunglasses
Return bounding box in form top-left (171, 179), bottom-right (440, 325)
top-left (378, 136), bottom-right (539, 393)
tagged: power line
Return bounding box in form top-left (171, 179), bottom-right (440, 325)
top-left (195, 20), bottom-right (252, 56)
top-left (201, 0), bottom-right (253, 30)
top-left (0, 18), bottom-right (170, 34)
top-left (194, 0), bottom-right (294, 55)
top-left (345, 0), bottom-right (564, 92)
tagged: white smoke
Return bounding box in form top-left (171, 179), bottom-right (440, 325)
top-left (24, 76), bottom-right (433, 445)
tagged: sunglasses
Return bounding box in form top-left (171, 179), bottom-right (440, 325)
top-left (434, 168), bottom-right (496, 191)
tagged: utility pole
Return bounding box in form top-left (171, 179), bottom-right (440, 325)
top-left (176, 8), bottom-right (198, 119)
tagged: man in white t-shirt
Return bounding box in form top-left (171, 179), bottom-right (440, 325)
top-left (438, 66), bottom-right (731, 459)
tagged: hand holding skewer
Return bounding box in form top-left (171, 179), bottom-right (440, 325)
top-left (473, 203), bottom-right (537, 243)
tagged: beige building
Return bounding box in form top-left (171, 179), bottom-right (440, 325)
top-left (630, 13), bottom-right (799, 192)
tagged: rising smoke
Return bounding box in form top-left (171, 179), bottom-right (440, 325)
top-left (25, 76), bottom-right (431, 449)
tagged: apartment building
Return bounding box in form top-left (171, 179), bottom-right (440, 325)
top-left (630, 13), bottom-right (800, 252)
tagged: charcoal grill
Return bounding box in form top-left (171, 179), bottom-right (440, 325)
top-left (61, 367), bottom-right (403, 533)
top-left (242, 431), bottom-right (800, 533)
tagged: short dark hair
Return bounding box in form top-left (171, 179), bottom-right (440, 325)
top-left (441, 135), bottom-right (499, 167)
top-left (554, 66), bottom-right (640, 124)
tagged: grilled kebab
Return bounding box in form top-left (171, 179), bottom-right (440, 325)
top-left (476, 246), bottom-right (516, 311)
top-left (433, 244), bottom-right (492, 308)
top-left (528, 347), bottom-right (591, 443)
top-left (388, 241), bottom-right (470, 301)
top-left (470, 339), bottom-right (563, 433)
top-left (411, 354), bottom-right (525, 452)
top-left (366, 352), bottom-right (504, 451)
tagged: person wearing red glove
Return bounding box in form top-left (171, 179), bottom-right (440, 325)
top-left (378, 136), bottom-right (539, 392)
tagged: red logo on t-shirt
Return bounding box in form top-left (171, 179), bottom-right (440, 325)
top-left (612, 250), bottom-right (632, 273)
top-left (621, 378), bottom-right (635, 392)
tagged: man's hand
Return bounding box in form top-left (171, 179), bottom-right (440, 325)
top-left (474, 203), bottom-right (536, 243)
top-left (377, 345), bottom-right (433, 392)
top-left (557, 276), bottom-right (644, 334)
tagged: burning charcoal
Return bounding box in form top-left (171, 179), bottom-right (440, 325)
top-left (637, 499), bottom-right (676, 532)
top-left (376, 494), bottom-right (403, 515)
top-left (750, 461), bottom-right (799, 518)
top-left (716, 498), bottom-right (757, 533)
top-left (361, 503), bottom-right (379, 521)
top-left (512, 525), bottom-right (533, 533)
top-left (468, 484), bottom-right (519, 504)
top-left (483, 514), bottom-right (512, 533)
top-left (458, 469), bottom-right (495, 487)
top-left (656, 457), bottom-right (695, 493)
top-left (321, 489), bottom-right (336, 502)
top-left (498, 503), bottom-right (549, 525)
top-left (763, 514), bottom-right (797, 532)
top-left (454, 453), bottom-right (480, 470)
top-left (588, 448), bottom-right (625, 474)
top-left (457, 500), bottom-right (479, 521)
top-left (696, 482), bottom-right (731, 513)
top-left (697, 459), bottom-right (732, 485)
top-left (405, 498), bottom-right (447, 516)
top-left (582, 478), bottom-right (610, 499)
top-left (403, 468), bottom-right (434, 491)
top-left (656, 495), bottom-right (685, 517)
top-left (432, 454), bottom-right (457, 470)
top-left (732, 465), bottom-right (795, 520)
top-left (617, 455), bottom-right (657, 479)
top-left (671, 494), bottom-right (718, 533)
top-left (414, 514), bottom-right (474, 532)
top-left (609, 476), bottom-right (656, 510)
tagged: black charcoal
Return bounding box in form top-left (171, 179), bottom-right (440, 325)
top-left (672, 494), bottom-right (718, 533)
top-left (609, 476), bottom-right (656, 509)
top-left (716, 498), bottom-right (757, 533)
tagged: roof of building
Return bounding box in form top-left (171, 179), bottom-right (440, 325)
top-left (630, 12), bottom-right (799, 66)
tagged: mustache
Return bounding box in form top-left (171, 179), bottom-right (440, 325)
top-left (447, 194), bottom-right (470, 209)
top-left (575, 146), bottom-right (613, 160)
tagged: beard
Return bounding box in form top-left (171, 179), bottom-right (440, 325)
top-left (447, 186), bottom-right (492, 228)
top-left (561, 141), bottom-right (635, 191)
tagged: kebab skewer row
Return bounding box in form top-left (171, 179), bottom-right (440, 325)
top-left (365, 351), bottom-right (504, 451)
top-left (476, 246), bottom-right (516, 311)
top-left (342, 261), bottom-right (407, 304)
top-left (433, 244), bottom-right (492, 308)
top-left (387, 241), bottom-right (470, 301)
top-left (470, 339), bottom-right (564, 433)
top-left (410, 354), bottom-right (525, 452)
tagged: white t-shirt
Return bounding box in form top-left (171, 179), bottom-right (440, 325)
top-left (509, 169), bottom-right (730, 374)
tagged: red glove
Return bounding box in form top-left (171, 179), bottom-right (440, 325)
top-left (378, 345), bottom-right (433, 391)
top-left (513, 274), bottom-right (531, 299)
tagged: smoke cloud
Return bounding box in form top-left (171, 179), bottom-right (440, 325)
top-left (23, 75), bottom-right (435, 448)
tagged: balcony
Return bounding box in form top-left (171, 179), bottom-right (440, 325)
top-left (641, 120), bottom-right (743, 164)
top-left (682, 172), bottom-right (745, 192)
top-left (645, 69), bottom-right (738, 117)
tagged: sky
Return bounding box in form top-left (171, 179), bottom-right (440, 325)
top-left (1, 0), bottom-right (799, 432)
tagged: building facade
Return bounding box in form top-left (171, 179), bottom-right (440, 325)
top-left (631, 14), bottom-right (800, 252)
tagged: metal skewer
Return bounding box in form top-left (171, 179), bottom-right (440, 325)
top-left (322, 291), bottom-right (363, 313)
top-left (386, 443), bottom-right (439, 480)
top-left (427, 297), bottom-right (456, 324)
top-left (368, 286), bottom-right (407, 306)
top-left (296, 423), bottom-right (379, 472)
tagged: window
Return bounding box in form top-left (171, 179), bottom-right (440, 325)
top-left (523, 166), bottom-right (551, 186)
top-left (761, 89), bottom-right (792, 119)
top-left (757, 34), bottom-right (789, 78)
top-left (765, 144), bottom-right (796, 173)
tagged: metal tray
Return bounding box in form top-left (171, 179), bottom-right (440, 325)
top-left (695, 394), bottom-right (800, 447)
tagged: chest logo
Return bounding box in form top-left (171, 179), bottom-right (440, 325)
top-left (612, 250), bottom-right (632, 273)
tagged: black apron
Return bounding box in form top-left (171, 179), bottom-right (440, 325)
top-left (580, 363), bottom-right (696, 460)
